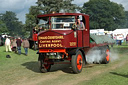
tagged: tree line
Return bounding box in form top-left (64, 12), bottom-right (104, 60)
top-left (0, 0), bottom-right (128, 37)
top-left (0, 11), bottom-right (24, 37)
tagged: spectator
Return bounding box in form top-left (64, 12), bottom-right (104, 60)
top-left (5, 37), bottom-right (12, 52)
top-left (113, 34), bottom-right (118, 45)
top-left (23, 38), bottom-right (30, 55)
top-left (3, 36), bottom-right (6, 45)
top-left (116, 34), bottom-right (123, 45)
top-left (16, 37), bottom-right (22, 55)
top-left (126, 34), bottom-right (128, 45)
top-left (12, 38), bottom-right (17, 53)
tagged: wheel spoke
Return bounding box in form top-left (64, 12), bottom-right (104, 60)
top-left (39, 58), bottom-right (51, 73)
top-left (106, 49), bottom-right (110, 61)
top-left (44, 59), bottom-right (50, 69)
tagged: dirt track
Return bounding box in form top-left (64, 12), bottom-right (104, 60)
top-left (1, 47), bottom-right (127, 85)
top-left (12, 56), bottom-right (127, 85)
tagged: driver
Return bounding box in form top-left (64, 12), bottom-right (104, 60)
top-left (77, 18), bottom-right (85, 30)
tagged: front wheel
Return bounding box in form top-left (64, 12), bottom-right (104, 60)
top-left (39, 58), bottom-right (51, 73)
top-left (71, 51), bottom-right (83, 74)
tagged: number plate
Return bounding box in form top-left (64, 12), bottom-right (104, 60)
top-left (46, 53), bottom-right (57, 56)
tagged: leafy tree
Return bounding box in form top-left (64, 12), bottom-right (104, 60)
top-left (25, 0), bottom-right (78, 33)
top-left (1, 11), bottom-right (24, 36)
top-left (37, 0), bottom-right (78, 14)
top-left (81, 0), bottom-right (125, 31)
top-left (25, 6), bottom-right (41, 31)
top-left (124, 11), bottom-right (128, 28)
top-left (0, 20), bottom-right (8, 34)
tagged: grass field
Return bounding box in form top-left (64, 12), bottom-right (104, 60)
top-left (0, 44), bottom-right (128, 85)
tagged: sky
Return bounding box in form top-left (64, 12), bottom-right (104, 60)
top-left (0, 0), bottom-right (127, 24)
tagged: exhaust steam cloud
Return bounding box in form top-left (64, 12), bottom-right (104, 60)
top-left (86, 47), bottom-right (119, 64)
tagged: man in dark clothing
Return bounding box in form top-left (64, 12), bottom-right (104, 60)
top-left (16, 37), bottom-right (22, 55)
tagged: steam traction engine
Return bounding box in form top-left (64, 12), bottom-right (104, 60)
top-left (37, 13), bottom-right (114, 73)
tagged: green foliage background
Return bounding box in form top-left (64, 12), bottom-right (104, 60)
top-left (0, 0), bottom-right (128, 37)
top-left (81, 0), bottom-right (126, 30)
top-left (0, 11), bottom-right (24, 36)
top-left (25, 0), bottom-right (78, 32)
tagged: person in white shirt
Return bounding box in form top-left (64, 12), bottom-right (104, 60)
top-left (116, 34), bottom-right (124, 45)
top-left (5, 37), bottom-right (12, 52)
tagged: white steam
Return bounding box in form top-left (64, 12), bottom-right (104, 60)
top-left (86, 47), bottom-right (119, 64)
top-left (109, 49), bottom-right (119, 61)
top-left (86, 48), bottom-right (103, 64)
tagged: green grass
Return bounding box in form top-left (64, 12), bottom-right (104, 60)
top-left (78, 43), bottom-right (128, 85)
top-left (0, 43), bottom-right (128, 85)
top-left (0, 46), bottom-right (39, 85)
top-left (78, 62), bottom-right (128, 85)
top-left (81, 65), bottom-right (128, 85)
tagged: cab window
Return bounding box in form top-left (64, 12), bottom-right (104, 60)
top-left (51, 16), bottom-right (75, 29)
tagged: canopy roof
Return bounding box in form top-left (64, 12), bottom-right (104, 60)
top-left (90, 34), bottom-right (115, 44)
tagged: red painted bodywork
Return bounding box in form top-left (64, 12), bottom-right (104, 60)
top-left (36, 13), bottom-right (114, 73)
top-left (37, 13), bottom-right (112, 56)
top-left (37, 13), bottom-right (90, 52)
top-left (38, 30), bottom-right (77, 48)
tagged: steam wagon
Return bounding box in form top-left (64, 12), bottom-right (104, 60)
top-left (36, 13), bottom-right (115, 73)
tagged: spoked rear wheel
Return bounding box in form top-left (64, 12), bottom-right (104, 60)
top-left (39, 58), bottom-right (51, 73)
top-left (71, 51), bottom-right (83, 74)
top-left (101, 46), bottom-right (110, 64)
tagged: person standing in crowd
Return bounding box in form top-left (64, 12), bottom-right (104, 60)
top-left (5, 37), bottom-right (12, 52)
top-left (126, 34), bottom-right (128, 45)
top-left (16, 37), bottom-right (22, 55)
top-left (23, 38), bottom-right (30, 56)
top-left (12, 38), bottom-right (17, 53)
top-left (116, 34), bottom-right (124, 45)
